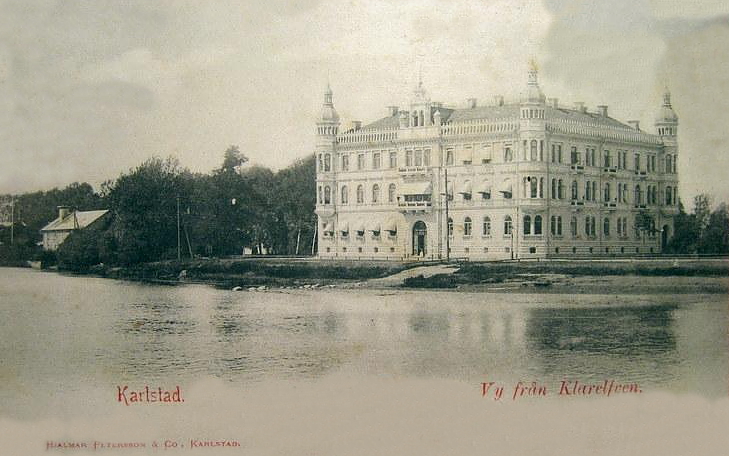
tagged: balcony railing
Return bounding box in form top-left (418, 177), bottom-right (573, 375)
top-left (398, 201), bottom-right (432, 209)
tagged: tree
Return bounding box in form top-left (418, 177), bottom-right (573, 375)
top-left (220, 145), bottom-right (248, 174)
top-left (107, 157), bottom-right (191, 264)
top-left (665, 199), bottom-right (698, 253)
top-left (698, 202), bottom-right (729, 254)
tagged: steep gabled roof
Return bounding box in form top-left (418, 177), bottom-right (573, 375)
top-left (41, 210), bottom-right (109, 232)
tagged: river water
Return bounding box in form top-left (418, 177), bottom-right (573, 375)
top-left (0, 267), bottom-right (727, 420)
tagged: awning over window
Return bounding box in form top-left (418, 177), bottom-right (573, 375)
top-left (399, 181), bottom-right (432, 195)
top-left (323, 222), bottom-right (334, 233)
top-left (385, 219), bottom-right (398, 233)
top-left (339, 222), bottom-right (349, 233)
top-left (499, 179), bottom-right (513, 195)
top-left (459, 180), bottom-right (472, 194)
top-left (478, 180), bottom-right (492, 194)
top-left (369, 222), bottom-right (381, 233)
top-left (356, 222), bottom-right (365, 233)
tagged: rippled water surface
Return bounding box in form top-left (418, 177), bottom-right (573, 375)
top-left (0, 268), bottom-right (727, 417)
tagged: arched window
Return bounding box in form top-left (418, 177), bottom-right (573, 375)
top-left (388, 183), bottom-right (396, 203)
top-left (482, 216), bottom-right (491, 236)
top-left (447, 217), bottom-right (453, 237)
top-left (464, 217), bottom-right (472, 236)
top-left (341, 186), bottom-right (348, 204)
top-left (318, 186), bottom-right (323, 204)
top-left (571, 181), bottom-right (578, 200)
top-left (524, 215), bottom-right (531, 235)
top-left (530, 177), bottom-right (538, 198)
top-left (504, 216), bottom-right (513, 235)
top-left (558, 179), bottom-right (564, 199)
top-left (585, 181), bottom-right (591, 201)
top-left (356, 185), bottom-right (364, 204)
top-left (551, 216), bottom-right (556, 235)
top-left (324, 186), bottom-right (331, 204)
top-left (604, 183), bottom-right (611, 202)
top-left (635, 185), bottom-right (642, 205)
top-left (666, 155), bottom-right (672, 173)
top-left (324, 154), bottom-right (331, 172)
top-left (534, 215), bottom-right (542, 235)
top-left (570, 216), bottom-right (577, 237)
top-left (318, 154), bottom-right (323, 172)
top-left (665, 186), bottom-right (672, 205)
top-left (530, 140), bottom-right (538, 161)
top-left (557, 216), bottom-right (562, 236)
top-left (504, 147), bottom-right (512, 162)
top-left (604, 217), bottom-right (610, 236)
top-left (585, 217), bottom-right (591, 236)
top-left (372, 184), bottom-right (380, 204)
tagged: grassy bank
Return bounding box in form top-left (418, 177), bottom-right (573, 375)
top-left (401, 258), bottom-right (729, 293)
top-left (87, 258), bottom-right (409, 288)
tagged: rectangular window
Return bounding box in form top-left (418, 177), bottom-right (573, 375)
top-left (558, 145), bottom-right (563, 163)
top-left (372, 151), bottom-right (381, 170)
top-left (389, 151), bottom-right (397, 168)
top-left (357, 153), bottom-right (365, 170)
top-left (446, 148), bottom-right (454, 166)
top-left (424, 149), bottom-right (431, 167)
top-left (341, 154), bottom-right (349, 172)
top-left (405, 150), bottom-right (413, 167)
top-left (414, 149), bottom-right (423, 167)
top-left (634, 153), bottom-right (640, 171)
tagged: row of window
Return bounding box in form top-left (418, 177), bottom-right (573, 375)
top-left (320, 146), bottom-right (675, 173)
top-left (439, 214), bottom-right (660, 239)
top-left (318, 180), bottom-right (678, 207)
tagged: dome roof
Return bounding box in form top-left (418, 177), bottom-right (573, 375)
top-left (655, 90), bottom-right (678, 123)
top-left (318, 84), bottom-right (340, 123)
top-left (521, 62), bottom-right (546, 104)
top-left (319, 104), bottom-right (340, 123)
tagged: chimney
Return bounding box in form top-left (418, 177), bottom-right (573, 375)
top-left (58, 206), bottom-right (71, 220)
top-left (467, 98), bottom-right (477, 108)
top-left (387, 106), bottom-right (399, 117)
top-left (628, 120), bottom-right (640, 131)
top-left (352, 120), bottom-right (362, 130)
top-left (493, 95), bottom-right (504, 106)
top-left (597, 105), bottom-right (608, 117)
top-left (548, 98), bottom-right (559, 109)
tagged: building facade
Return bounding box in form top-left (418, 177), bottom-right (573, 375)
top-left (315, 67), bottom-right (679, 260)
top-left (41, 206), bottom-right (109, 251)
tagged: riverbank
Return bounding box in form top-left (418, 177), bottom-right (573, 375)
top-left (30, 256), bottom-right (728, 295)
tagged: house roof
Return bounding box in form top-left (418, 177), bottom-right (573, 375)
top-left (360, 103), bottom-right (638, 131)
top-left (41, 210), bottom-right (109, 232)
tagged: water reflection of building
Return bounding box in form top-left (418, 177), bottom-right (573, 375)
top-left (315, 64), bottom-right (679, 260)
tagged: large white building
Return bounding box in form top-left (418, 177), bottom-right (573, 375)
top-left (315, 66), bottom-right (679, 261)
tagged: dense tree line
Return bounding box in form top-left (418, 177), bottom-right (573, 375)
top-left (0, 147), bottom-right (316, 268)
top-left (2, 147), bottom-right (727, 269)
top-left (665, 194), bottom-right (729, 254)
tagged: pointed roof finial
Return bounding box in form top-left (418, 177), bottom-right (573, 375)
top-left (324, 82), bottom-right (333, 105)
top-left (528, 58), bottom-right (539, 85)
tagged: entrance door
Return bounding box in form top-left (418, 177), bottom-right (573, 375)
top-left (412, 221), bottom-right (427, 256)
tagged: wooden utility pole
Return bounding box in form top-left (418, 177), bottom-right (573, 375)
top-left (444, 168), bottom-right (450, 262)
top-left (176, 196), bottom-right (181, 261)
top-left (10, 199), bottom-right (14, 246)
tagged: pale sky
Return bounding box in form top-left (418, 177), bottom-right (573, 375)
top-left (1, 0), bottom-right (728, 208)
